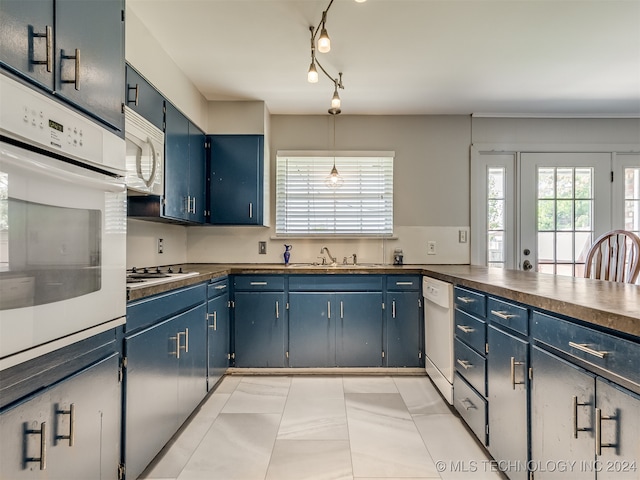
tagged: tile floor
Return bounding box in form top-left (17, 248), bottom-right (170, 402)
top-left (142, 375), bottom-right (504, 480)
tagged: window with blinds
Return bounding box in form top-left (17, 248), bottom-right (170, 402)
top-left (276, 152), bottom-right (394, 236)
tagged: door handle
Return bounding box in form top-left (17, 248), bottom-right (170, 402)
top-left (61, 48), bottom-right (81, 90)
top-left (327, 301), bottom-right (331, 319)
top-left (522, 260), bottom-right (533, 271)
top-left (32, 25), bottom-right (53, 72)
top-left (510, 357), bottom-right (525, 389)
top-left (25, 422), bottom-right (47, 470)
top-left (56, 404), bottom-right (75, 446)
top-left (275, 301), bottom-right (279, 319)
top-left (127, 83), bottom-right (140, 105)
top-left (595, 407), bottom-right (616, 455)
top-left (572, 395), bottom-right (590, 438)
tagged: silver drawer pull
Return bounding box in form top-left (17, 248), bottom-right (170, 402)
top-left (459, 398), bottom-right (477, 410)
top-left (457, 296), bottom-right (475, 304)
top-left (396, 281), bottom-right (414, 286)
top-left (56, 404), bottom-right (75, 446)
top-left (456, 325), bottom-right (475, 334)
top-left (510, 357), bottom-right (525, 390)
top-left (456, 359), bottom-right (473, 370)
top-left (572, 395), bottom-right (590, 438)
top-left (595, 408), bottom-right (616, 456)
top-left (249, 281), bottom-right (268, 286)
top-left (491, 310), bottom-right (517, 320)
top-left (25, 421), bottom-right (47, 470)
top-left (569, 342), bottom-right (607, 359)
top-left (214, 284), bottom-right (227, 290)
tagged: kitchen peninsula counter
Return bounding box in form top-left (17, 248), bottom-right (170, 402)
top-left (126, 263), bottom-right (640, 338)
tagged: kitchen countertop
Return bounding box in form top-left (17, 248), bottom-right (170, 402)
top-left (127, 263), bottom-right (640, 339)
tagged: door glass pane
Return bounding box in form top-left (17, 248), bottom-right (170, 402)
top-left (535, 166), bottom-right (594, 277)
top-left (487, 167), bottom-right (506, 268)
top-left (624, 168), bottom-right (640, 235)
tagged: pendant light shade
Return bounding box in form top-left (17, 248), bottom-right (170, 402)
top-left (317, 26), bottom-right (331, 53)
top-left (325, 111), bottom-right (343, 188)
top-left (307, 62), bottom-right (319, 83)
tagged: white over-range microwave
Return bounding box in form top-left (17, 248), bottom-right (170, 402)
top-left (124, 105), bottom-right (164, 196)
top-left (0, 72), bottom-right (127, 367)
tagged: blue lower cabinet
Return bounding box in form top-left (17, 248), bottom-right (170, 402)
top-left (289, 291), bottom-right (383, 367)
top-left (289, 292), bottom-right (336, 367)
top-left (385, 290), bottom-right (422, 367)
top-left (0, 354), bottom-right (121, 479)
top-left (207, 286), bottom-right (230, 389)
top-left (486, 325), bottom-right (528, 480)
top-left (234, 291), bottom-right (286, 367)
top-left (124, 284), bottom-right (208, 480)
top-left (337, 292), bottom-right (383, 367)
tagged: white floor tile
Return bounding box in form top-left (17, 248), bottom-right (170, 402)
top-left (393, 376), bottom-right (451, 416)
top-left (278, 395), bottom-right (349, 440)
top-left (213, 375), bottom-right (243, 394)
top-left (177, 413), bottom-right (280, 480)
top-left (266, 439), bottom-right (353, 480)
top-left (343, 376), bottom-right (399, 394)
top-left (346, 393), bottom-right (439, 478)
top-left (221, 376), bottom-right (291, 414)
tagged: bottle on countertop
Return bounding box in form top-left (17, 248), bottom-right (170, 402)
top-left (393, 248), bottom-right (403, 265)
top-left (284, 244), bottom-right (292, 265)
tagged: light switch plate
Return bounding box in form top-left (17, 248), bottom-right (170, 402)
top-left (258, 241), bottom-right (267, 254)
top-left (427, 241), bottom-right (436, 255)
top-left (459, 230), bottom-right (467, 243)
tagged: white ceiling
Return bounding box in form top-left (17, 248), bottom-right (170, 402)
top-left (127, 0), bottom-right (640, 116)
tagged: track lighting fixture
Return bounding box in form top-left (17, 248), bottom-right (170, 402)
top-left (307, 0), bottom-right (366, 113)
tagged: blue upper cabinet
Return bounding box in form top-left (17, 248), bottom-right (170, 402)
top-left (164, 103), bottom-right (206, 223)
top-left (208, 134), bottom-right (265, 225)
top-left (0, 0), bottom-right (125, 134)
top-left (125, 64), bottom-right (165, 130)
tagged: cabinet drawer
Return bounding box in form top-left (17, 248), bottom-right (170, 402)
top-left (532, 311), bottom-right (640, 387)
top-left (233, 275), bottom-right (284, 291)
top-left (208, 277), bottom-right (229, 298)
top-left (454, 287), bottom-right (486, 318)
top-left (289, 275), bottom-right (383, 292)
top-left (454, 373), bottom-right (487, 445)
top-left (488, 297), bottom-right (528, 335)
top-left (455, 337), bottom-right (486, 396)
top-left (127, 283), bottom-right (206, 332)
top-left (455, 309), bottom-right (486, 354)
top-left (385, 276), bottom-right (420, 291)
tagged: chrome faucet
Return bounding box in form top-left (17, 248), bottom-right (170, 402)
top-left (320, 246), bottom-right (337, 266)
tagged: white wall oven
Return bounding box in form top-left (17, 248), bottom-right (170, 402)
top-left (0, 73), bottom-right (126, 367)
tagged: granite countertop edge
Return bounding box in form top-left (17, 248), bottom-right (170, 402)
top-left (126, 263), bottom-right (640, 338)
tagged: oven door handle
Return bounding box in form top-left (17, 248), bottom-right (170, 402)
top-left (1, 145), bottom-right (125, 193)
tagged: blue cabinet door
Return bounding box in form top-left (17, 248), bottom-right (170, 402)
top-left (234, 291), bottom-right (286, 367)
top-left (207, 292), bottom-right (229, 388)
top-left (188, 122), bottom-right (206, 223)
top-left (289, 292), bottom-right (336, 367)
top-left (164, 102), bottom-right (190, 221)
top-left (55, 0), bottom-right (124, 132)
top-left (531, 346), bottom-right (595, 479)
top-left (385, 291), bottom-right (421, 367)
top-left (125, 64), bottom-right (164, 129)
top-left (124, 317), bottom-right (180, 480)
top-left (336, 292), bottom-right (383, 367)
top-left (176, 304), bottom-right (208, 424)
top-left (208, 134), bottom-right (264, 225)
top-left (487, 325), bottom-right (528, 480)
top-left (0, 0), bottom-right (54, 90)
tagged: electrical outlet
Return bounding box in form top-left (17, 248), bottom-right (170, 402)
top-left (459, 230), bottom-right (467, 243)
top-left (427, 241), bottom-right (436, 255)
top-left (158, 238), bottom-right (164, 254)
top-left (258, 241), bottom-right (267, 254)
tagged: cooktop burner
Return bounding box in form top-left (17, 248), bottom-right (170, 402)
top-left (126, 266), bottom-right (199, 288)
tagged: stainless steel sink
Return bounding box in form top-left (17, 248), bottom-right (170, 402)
top-left (286, 263), bottom-right (386, 268)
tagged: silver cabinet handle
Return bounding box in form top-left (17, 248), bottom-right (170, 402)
top-left (327, 301), bottom-right (331, 319)
top-left (250, 281), bottom-right (268, 286)
top-left (457, 296), bottom-right (475, 304)
top-left (392, 300), bottom-right (396, 318)
top-left (25, 422), bottom-right (47, 470)
top-left (510, 357), bottom-right (525, 390)
top-left (275, 301), bottom-right (279, 319)
top-left (249, 202), bottom-right (253, 219)
top-left (207, 312), bottom-right (217, 330)
top-left (170, 334), bottom-right (180, 358)
top-left (127, 83), bottom-right (139, 105)
top-left (182, 328), bottom-right (189, 353)
top-left (568, 342), bottom-right (607, 359)
top-left (456, 359), bottom-right (473, 370)
top-left (491, 310), bottom-right (517, 320)
top-left (458, 398), bottom-right (477, 411)
top-left (572, 395), bottom-right (590, 438)
top-left (192, 196), bottom-right (196, 214)
top-left (595, 408), bottom-right (616, 455)
top-left (396, 281), bottom-right (413, 286)
top-left (56, 404), bottom-right (75, 446)
top-left (214, 284), bottom-right (227, 290)
top-left (32, 25), bottom-right (53, 72)
top-left (340, 301), bottom-right (344, 319)
top-left (61, 48), bottom-right (81, 90)
top-left (456, 325), bottom-right (475, 334)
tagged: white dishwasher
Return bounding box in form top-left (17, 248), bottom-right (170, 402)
top-left (423, 276), bottom-right (454, 404)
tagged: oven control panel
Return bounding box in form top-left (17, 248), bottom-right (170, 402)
top-left (0, 73), bottom-right (125, 174)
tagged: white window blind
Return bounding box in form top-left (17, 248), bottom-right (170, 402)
top-left (276, 153), bottom-right (394, 236)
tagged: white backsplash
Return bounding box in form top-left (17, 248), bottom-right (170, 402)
top-left (126, 219), bottom-right (188, 269)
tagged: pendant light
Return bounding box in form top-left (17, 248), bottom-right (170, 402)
top-left (325, 111), bottom-right (343, 188)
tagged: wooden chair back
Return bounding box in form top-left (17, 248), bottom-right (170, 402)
top-left (584, 230), bottom-right (640, 283)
